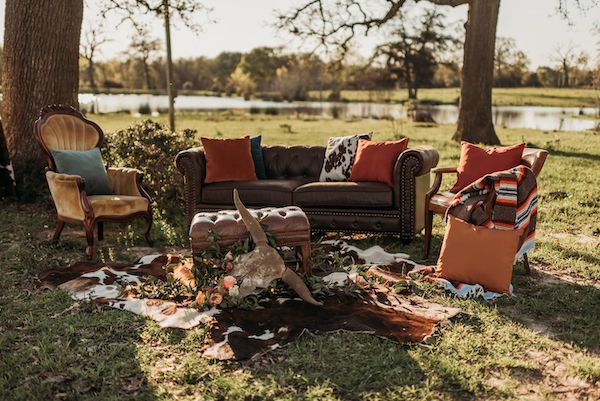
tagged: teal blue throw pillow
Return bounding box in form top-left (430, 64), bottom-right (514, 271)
top-left (51, 148), bottom-right (113, 195)
top-left (250, 136), bottom-right (267, 179)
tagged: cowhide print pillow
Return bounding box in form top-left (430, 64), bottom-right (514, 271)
top-left (319, 133), bottom-right (372, 182)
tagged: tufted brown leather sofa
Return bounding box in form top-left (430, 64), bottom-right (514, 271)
top-left (176, 144), bottom-right (439, 242)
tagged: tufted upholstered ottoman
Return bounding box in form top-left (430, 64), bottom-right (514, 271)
top-left (189, 206), bottom-right (312, 273)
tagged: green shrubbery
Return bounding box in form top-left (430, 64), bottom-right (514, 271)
top-left (103, 119), bottom-right (198, 207)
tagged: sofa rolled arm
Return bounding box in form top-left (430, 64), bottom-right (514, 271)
top-left (107, 167), bottom-right (146, 198)
top-left (393, 146), bottom-right (439, 241)
top-left (175, 147), bottom-right (206, 223)
top-left (46, 171), bottom-right (91, 222)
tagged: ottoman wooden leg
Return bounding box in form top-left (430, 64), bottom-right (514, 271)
top-left (299, 243), bottom-right (311, 274)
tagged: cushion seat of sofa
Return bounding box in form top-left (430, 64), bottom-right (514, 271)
top-left (88, 195), bottom-right (149, 217)
top-left (202, 179), bottom-right (306, 206)
top-left (294, 181), bottom-right (393, 208)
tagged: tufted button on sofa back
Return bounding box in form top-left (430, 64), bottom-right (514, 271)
top-left (262, 146), bottom-right (325, 180)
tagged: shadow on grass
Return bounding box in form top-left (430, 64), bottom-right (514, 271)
top-left (249, 333), bottom-right (429, 400)
top-left (0, 224), bottom-right (158, 400)
top-left (538, 148), bottom-right (600, 162)
top-left (501, 269), bottom-right (600, 352)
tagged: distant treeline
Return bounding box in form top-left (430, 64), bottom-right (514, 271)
top-left (78, 45), bottom-right (596, 101)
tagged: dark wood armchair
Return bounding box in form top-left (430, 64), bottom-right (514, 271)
top-left (35, 105), bottom-right (153, 257)
top-left (423, 147), bottom-right (549, 269)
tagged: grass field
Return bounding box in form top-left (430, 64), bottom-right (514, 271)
top-left (307, 87), bottom-right (600, 108)
top-left (1, 113), bottom-right (599, 400)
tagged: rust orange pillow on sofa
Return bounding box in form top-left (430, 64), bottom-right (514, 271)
top-left (349, 138), bottom-right (409, 187)
top-left (201, 137), bottom-right (257, 184)
top-left (451, 141), bottom-right (525, 193)
top-left (437, 215), bottom-right (523, 294)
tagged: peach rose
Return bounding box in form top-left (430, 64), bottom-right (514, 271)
top-left (195, 291), bottom-right (207, 305)
top-left (209, 292), bottom-right (223, 306)
top-left (221, 275), bottom-right (237, 290)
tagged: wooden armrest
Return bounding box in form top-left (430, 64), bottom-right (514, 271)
top-left (431, 166), bottom-right (458, 174)
top-left (426, 166), bottom-right (458, 198)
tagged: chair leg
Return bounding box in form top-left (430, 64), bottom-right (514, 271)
top-left (523, 253), bottom-right (531, 274)
top-left (423, 210), bottom-right (434, 259)
top-left (97, 222), bottom-right (104, 241)
top-left (52, 220), bottom-right (66, 242)
top-left (144, 213), bottom-right (154, 247)
top-left (299, 243), bottom-right (311, 275)
top-left (84, 221), bottom-right (94, 258)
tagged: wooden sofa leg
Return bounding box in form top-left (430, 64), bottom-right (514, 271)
top-left (423, 210), bottom-right (433, 259)
top-left (523, 253), bottom-right (531, 274)
top-left (52, 220), bottom-right (66, 242)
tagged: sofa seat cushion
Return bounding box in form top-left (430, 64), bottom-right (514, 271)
top-left (202, 180), bottom-right (307, 206)
top-left (88, 195), bottom-right (149, 217)
top-left (294, 182), bottom-right (393, 208)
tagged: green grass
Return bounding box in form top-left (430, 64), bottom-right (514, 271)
top-left (307, 87), bottom-right (600, 108)
top-left (1, 114), bottom-right (599, 400)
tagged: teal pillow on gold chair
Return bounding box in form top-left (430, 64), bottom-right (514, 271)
top-left (51, 148), bottom-right (113, 195)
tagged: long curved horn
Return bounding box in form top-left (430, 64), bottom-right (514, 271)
top-left (281, 268), bottom-right (323, 306)
top-left (233, 189), bottom-right (268, 246)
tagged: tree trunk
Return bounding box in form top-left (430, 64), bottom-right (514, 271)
top-left (163, 0), bottom-right (176, 132)
top-left (562, 62), bottom-right (570, 87)
top-left (453, 0), bottom-right (501, 145)
top-left (87, 58), bottom-right (98, 93)
top-left (142, 59), bottom-right (152, 89)
top-left (2, 0), bottom-right (83, 198)
top-left (0, 121), bottom-right (16, 196)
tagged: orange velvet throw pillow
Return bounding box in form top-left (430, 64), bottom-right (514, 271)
top-left (349, 138), bottom-right (409, 187)
top-left (437, 215), bottom-right (523, 294)
top-left (201, 137), bottom-right (257, 184)
top-left (450, 141), bottom-right (525, 193)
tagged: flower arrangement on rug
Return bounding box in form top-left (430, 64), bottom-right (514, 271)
top-left (132, 231), bottom-right (358, 311)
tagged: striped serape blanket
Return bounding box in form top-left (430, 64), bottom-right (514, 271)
top-left (448, 164), bottom-right (538, 258)
top-left (416, 165), bottom-right (538, 299)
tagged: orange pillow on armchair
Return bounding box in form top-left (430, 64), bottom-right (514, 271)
top-left (349, 138), bottom-right (409, 187)
top-left (437, 215), bottom-right (523, 294)
top-left (201, 137), bottom-right (257, 183)
top-left (451, 141), bottom-right (525, 193)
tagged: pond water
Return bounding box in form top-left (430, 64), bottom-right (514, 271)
top-left (78, 93), bottom-right (599, 132)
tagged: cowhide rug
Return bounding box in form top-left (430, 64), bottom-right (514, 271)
top-left (37, 242), bottom-right (461, 360)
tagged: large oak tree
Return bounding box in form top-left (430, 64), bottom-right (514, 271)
top-left (2, 0), bottom-right (84, 197)
top-left (278, 0), bottom-right (598, 145)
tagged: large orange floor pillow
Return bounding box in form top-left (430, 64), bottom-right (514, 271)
top-left (201, 137), bottom-right (257, 183)
top-left (349, 138), bottom-right (409, 187)
top-left (451, 142), bottom-right (525, 193)
top-left (437, 215), bottom-right (524, 294)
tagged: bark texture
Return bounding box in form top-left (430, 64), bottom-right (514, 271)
top-left (2, 0), bottom-right (84, 198)
top-left (453, 0), bottom-right (501, 145)
top-left (0, 122), bottom-right (16, 196)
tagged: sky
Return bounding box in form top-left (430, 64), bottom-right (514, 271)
top-left (0, 0), bottom-right (598, 68)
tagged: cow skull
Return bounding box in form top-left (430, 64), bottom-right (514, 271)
top-left (231, 189), bottom-right (322, 306)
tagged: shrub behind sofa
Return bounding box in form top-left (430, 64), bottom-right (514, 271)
top-left (175, 144), bottom-right (438, 242)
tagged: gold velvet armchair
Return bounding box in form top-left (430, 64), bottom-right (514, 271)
top-left (35, 105), bottom-right (153, 257)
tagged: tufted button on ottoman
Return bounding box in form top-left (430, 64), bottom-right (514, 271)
top-left (189, 206), bottom-right (312, 273)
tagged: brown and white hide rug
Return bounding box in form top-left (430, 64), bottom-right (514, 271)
top-left (37, 242), bottom-right (461, 361)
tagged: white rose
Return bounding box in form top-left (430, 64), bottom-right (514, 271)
top-left (228, 285), bottom-right (240, 297)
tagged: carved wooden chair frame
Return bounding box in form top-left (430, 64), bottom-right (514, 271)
top-left (34, 104), bottom-right (153, 257)
top-left (423, 147), bottom-right (549, 274)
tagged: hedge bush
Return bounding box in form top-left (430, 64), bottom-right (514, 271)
top-left (103, 120), bottom-right (198, 207)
